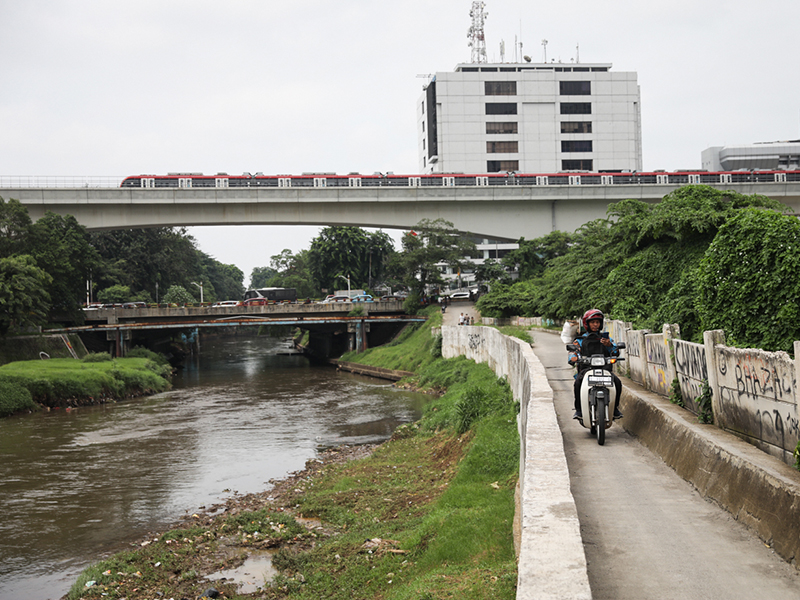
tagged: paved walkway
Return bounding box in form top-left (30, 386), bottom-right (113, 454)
top-left (531, 329), bottom-right (800, 600)
top-left (440, 301), bottom-right (479, 327)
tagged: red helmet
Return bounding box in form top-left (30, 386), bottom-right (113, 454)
top-left (581, 309), bottom-right (604, 331)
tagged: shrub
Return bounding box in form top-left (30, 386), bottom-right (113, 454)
top-left (0, 381), bottom-right (36, 416)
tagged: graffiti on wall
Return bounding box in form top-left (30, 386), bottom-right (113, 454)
top-left (674, 341), bottom-right (707, 380)
top-left (716, 347), bottom-right (798, 456)
top-left (468, 333), bottom-right (483, 350)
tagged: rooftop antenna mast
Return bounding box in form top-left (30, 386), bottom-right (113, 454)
top-left (542, 39), bottom-right (548, 63)
top-left (468, 1), bottom-right (488, 63)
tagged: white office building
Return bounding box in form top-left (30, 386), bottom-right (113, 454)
top-left (701, 141), bottom-right (800, 171)
top-left (418, 62), bottom-right (643, 174)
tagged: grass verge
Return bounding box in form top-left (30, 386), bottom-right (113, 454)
top-left (0, 350), bottom-right (171, 410)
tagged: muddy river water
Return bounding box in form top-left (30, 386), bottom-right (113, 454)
top-left (0, 334), bottom-right (429, 599)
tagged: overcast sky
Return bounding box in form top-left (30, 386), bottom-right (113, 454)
top-left (1, 1), bottom-right (798, 287)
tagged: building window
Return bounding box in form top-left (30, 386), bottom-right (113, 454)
top-left (560, 81), bottom-right (591, 95)
top-left (561, 140), bottom-right (593, 152)
top-left (486, 122), bottom-right (518, 134)
top-left (561, 121), bottom-right (592, 134)
top-left (486, 103), bottom-right (517, 115)
top-left (485, 81), bottom-right (517, 95)
top-left (487, 160), bottom-right (519, 172)
top-left (562, 159), bottom-right (593, 171)
top-left (487, 141), bottom-right (519, 153)
top-left (560, 102), bottom-right (591, 115)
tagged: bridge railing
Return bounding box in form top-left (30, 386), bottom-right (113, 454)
top-left (0, 176), bottom-right (124, 188)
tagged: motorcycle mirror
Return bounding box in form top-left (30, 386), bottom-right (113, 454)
top-left (566, 344), bottom-right (578, 352)
top-left (617, 342), bottom-right (627, 349)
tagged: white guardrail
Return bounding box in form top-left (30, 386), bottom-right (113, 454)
top-left (0, 176), bottom-right (125, 188)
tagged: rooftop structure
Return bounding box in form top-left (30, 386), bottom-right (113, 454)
top-left (418, 61), bottom-right (643, 174)
top-left (701, 141), bottom-right (800, 171)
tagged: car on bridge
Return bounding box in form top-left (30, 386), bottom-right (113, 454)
top-left (351, 294), bottom-right (374, 302)
top-left (211, 300), bottom-right (242, 307)
top-left (319, 294), bottom-right (351, 303)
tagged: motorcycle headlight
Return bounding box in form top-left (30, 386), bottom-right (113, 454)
top-left (591, 357), bottom-right (606, 366)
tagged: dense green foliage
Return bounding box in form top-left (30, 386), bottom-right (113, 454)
top-left (161, 285), bottom-right (196, 305)
top-left (392, 219), bottom-right (477, 296)
top-left (308, 226), bottom-right (395, 293)
top-left (478, 186), bottom-right (792, 349)
top-left (0, 197), bottom-right (245, 330)
top-left (697, 208), bottom-right (800, 351)
top-left (0, 380), bottom-right (36, 416)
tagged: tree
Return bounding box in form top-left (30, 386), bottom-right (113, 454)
top-left (697, 208), bottom-right (800, 352)
top-left (28, 211), bottom-right (100, 320)
top-left (199, 253), bottom-right (243, 301)
top-left (502, 230), bottom-right (573, 280)
top-left (0, 255), bottom-right (52, 334)
top-left (395, 219), bottom-right (477, 296)
top-left (90, 227), bottom-right (203, 302)
top-left (0, 197), bottom-right (33, 257)
top-left (474, 258), bottom-right (509, 291)
top-left (250, 266), bottom-right (278, 289)
top-left (161, 285), bottom-right (196, 305)
top-left (307, 227), bottom-right (395, 292)
top-left (97, 284), bottom-right (132, 304)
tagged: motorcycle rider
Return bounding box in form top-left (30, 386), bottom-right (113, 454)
top-left (568, 309), bottom-right (623, 420)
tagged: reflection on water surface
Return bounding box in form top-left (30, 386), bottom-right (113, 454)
top-left (0, 334), bottom-right (427, 599)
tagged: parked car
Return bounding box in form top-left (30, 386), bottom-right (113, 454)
top-left (448, 292), bottom-right (472, 300)
top-left (319, 294), bottom-right (352, 303)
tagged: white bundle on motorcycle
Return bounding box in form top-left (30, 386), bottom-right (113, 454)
top-left (560, 320), bottom-right (579, 344)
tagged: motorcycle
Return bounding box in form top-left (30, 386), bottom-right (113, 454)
top-left (566, 338), bottom-right (626, 445)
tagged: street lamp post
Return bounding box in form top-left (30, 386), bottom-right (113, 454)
top-left (337, 274), bottom-right (351, 297)
top-left (191, 281), bottom-right (204, 303)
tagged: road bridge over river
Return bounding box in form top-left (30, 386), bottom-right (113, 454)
top-left (5, 179), bottom-right (800, 241)
top-left (74, 299), bottom-right (421, 358)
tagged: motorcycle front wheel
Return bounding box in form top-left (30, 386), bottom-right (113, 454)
top-left (596, 402), bottom-right (606, 445)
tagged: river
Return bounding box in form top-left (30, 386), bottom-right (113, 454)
top-left (0, 334), bottom-right (429, 599)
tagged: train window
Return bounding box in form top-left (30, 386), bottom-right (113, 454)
top-left (409, 177), bottom-right (421, 187)
top-left (348, 177), bottom-right (361, 187)
top-left (215, 178), bottom-right (229, 188)
top-left (278, 178), bottom-right (291, 188)
top-left (178, 178), bottom-right (192, 188)
top-left (142, 178), bottom-right (155, 188)
top-left (568, 175), bottom-right (582, 185)
top-left (477, 176), bottom-right (489, 186)
top-left (536, 176), bottom-right (548, 185)
top-left (313, 178), bottom-right (327, 188)
top-left (443, 177), bottom-right (455, 187)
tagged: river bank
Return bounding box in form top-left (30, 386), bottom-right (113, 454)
top-left (0, 350), bottom-right (172, 417)
top-left (64, 307), bottom-right (520, 600)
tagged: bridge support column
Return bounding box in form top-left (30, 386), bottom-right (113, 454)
top-left (347, 321), bottom-right (370, 353)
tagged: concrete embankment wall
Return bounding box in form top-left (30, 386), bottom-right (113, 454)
top-left (442, 325), bottom-right (591, 600)
top-left (0, 333), bottom-right (86, 366)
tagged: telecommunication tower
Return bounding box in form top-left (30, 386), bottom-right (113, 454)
top-left (467, 1), bottom-right (488, 64)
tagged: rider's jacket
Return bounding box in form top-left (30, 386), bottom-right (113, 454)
top-left (568, 332), bottom-right (620, 374)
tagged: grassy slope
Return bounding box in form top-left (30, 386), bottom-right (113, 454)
top-left (67, 306), bottom-right (519, 599)
top-left (0, 355), bottom-right (171, 407)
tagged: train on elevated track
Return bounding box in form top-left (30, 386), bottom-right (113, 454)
top-left (120, 170), bottom-right (800, 189)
